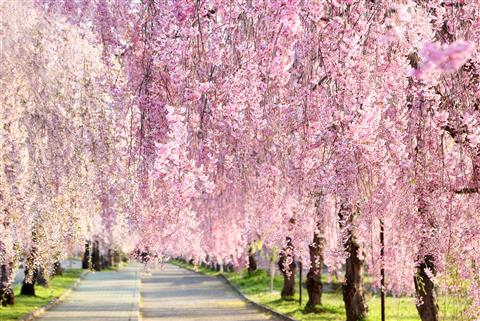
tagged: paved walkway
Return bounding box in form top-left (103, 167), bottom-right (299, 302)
top-left (141, 264), bottom-right (279, 321)
top-left (39, 265), bottom-right (139, 321)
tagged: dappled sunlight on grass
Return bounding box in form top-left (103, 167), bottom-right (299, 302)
top-left (0, 269), bottom-right (82, 321)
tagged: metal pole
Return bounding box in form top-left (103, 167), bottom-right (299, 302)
top-left (380, 219), bottom-right (385, 321)
top-left (299, 261), bottom-right (302, 305)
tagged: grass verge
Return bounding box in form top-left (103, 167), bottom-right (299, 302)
top-left (0, 269), bottom-right (83, 321)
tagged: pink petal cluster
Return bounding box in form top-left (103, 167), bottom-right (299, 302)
top-left (415, 40), bottom-right (474, 77)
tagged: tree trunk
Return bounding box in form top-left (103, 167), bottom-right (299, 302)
top-left (105, 249), bottom-right (113, 268)
top-left (248, 246), bottom-right (257, 275)
top-left (0, 263), bottom-right (15, 306)
top-left (278, 237), bottom-right (296, 300)
top-left (414, 255), bottom-right (439, 321)
top-left (37, 267), bottom-right (48, 287)
top-left (339, 203), bottom-right (368, 321)
top-left (20, 265), bottom-right (37, 296)
top-left (409, 72), bottom-right (439, 321)
top-left (53, 260), bottom-right (63, 276)
top-left (21, 234), bottom-right (39, 296)
top-left (92, 241), bottom-right (101, 271)
top-left (343, 237), bottom-right (368, 321)
top-left (305, 222), bottom-right (324, 312)
top-left (82, 241), bottom-right (90, 269)
top-left (113, 250), bottom-right (121, 267)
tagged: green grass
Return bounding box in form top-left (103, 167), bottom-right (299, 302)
top-left (0, 269), bottom-right (83, 321)
top-left (169, 260), bottom-right (468, 321)
top-left (226, 269), bottom-right (347, 321)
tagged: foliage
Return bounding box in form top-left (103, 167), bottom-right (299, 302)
top-left (1, 0), bottom-right (134, 285)
top-left (1, 0), bottom-right (479, 317)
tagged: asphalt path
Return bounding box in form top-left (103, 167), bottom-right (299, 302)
top-left (140, 263), bottom-right (280, 321)
top-left (38, 264), bottom-right (139, 321)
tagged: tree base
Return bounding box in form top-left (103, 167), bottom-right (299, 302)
top-left (37, 268), bottom-right (49, 287)
top-left (247, 253), bottom-right (257, 275)
top-left (20, 282), bottom-right (36, 296)
top-left (281, 295), bottom-right (295, 301)
top-left (53, 261), bottom-right (63, 276)
top-left (414, 256), bottom-right (439, 321)
top-left (0, 287), bottom-right (15, 306)
top-left (303, 305), bottom-right (322, 314)
top-left (306, 272), bottom-right (323, 311)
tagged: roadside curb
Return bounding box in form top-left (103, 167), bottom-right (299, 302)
top-left (217, 274), bottom-right (299, 321)
top-left (19, 270), bottom-right (90, 321)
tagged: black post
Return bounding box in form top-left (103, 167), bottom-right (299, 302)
top-left (380, 219), bottom-right (385, 321)
top-left (299, 260), bottom-right (302, 305)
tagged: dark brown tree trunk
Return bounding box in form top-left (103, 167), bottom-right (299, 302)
top-left (343, 237), bottom-right (368, 321)
top-left (21, 232), bottom-right (39, 296)
top-left (408, 58), bottom-right (441, 321)
top-left (113, 250), bottom-right (121, 267)
top-left (414, 255), bottom-right (439, 321)
top-left (36, 267), bottom-right (48, 287)
top-left (20, 265), bottom-right (37, 296)
top-left (247, 246), bottom-right (257, 275)
top-left (53, 260), bottom-right (63, 276)
top-left (278, 237), bottom-right (296, 300)
top-left (82, 241), bottom-right (90, 269)
top-left (414, 183), bottom-right (439, 321)
top-left (305, 222), bottom-right (324, 312)
top-left (105, 249), bottom-right (113, 268)
top-left (339, 203), bottom-right (368, 321)
top-left (0, 264), bottom-right (15, 306)
top-left (92, 241), bottom-right (101, 271)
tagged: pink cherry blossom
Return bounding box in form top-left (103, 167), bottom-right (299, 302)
top-left (417, 40), bottom-right (474, 76)
top-left (2, 1), bottom-right (479, 318)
